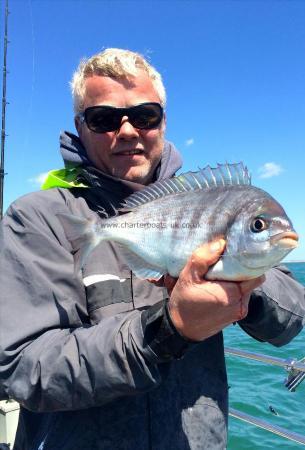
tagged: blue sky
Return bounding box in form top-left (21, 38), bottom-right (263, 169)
top-left (2, 0), bottom-right (305, 260)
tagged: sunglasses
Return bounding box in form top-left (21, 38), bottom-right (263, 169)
top-left (77, 102), bottom-right (164, 133)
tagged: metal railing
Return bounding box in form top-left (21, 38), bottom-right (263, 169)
top-left (225, 346), bottom-right (305, 371)
top-left (225, 347), bottom-right (305, 446)
top-left (229, 408), bottom-right (305, 446)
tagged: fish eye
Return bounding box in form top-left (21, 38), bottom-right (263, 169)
top-left (250, 217), bottom-right (268, 233)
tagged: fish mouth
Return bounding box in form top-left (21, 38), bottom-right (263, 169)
top-left (270, 231), bottom-right (299, 249)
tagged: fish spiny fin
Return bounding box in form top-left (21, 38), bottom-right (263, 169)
top-left (121, 162), bottom-right (251, 210)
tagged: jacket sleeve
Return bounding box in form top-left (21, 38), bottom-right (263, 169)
top-left (238, 265), bottom-right (305, 346)
top-left (0, 194), bottom-right (195, 412)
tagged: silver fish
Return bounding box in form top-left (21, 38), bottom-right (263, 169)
top-left (58, 163), bottom-right (298, 281)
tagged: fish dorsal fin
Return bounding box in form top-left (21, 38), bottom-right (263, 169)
top-left (122, 162), bottom-right (251, 210)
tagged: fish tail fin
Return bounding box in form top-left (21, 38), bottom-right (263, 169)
top-left (57, 213), bottom-right (101, 272)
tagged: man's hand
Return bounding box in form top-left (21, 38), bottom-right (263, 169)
top-left (167, 239), bottom-right (265, 341)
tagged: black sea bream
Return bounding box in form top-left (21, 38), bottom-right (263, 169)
top-left (58, 163), bottom-right (298, 281)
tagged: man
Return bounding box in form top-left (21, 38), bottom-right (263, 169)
top-left (0, 48), bottom-right (304, 450)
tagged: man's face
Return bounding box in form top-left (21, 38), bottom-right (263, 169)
top-left (75, 72), bottom-right (165, 184)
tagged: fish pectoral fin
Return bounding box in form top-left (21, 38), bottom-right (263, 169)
top-left (121, 248), bottom-right (166, 280)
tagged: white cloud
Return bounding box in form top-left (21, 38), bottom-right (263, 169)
top-left (258, 162), bottom-right (283, 179)
top-left (185, 138), bottom-right (194, 147)
top-left (28, 172), bottom-right (49, 187)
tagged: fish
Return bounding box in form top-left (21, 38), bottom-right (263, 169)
top-left (57, 162), bottom-right (298, 281)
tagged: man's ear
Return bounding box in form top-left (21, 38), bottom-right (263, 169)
top-left (75, 116), bottom-right (82, 136)
top-left (162, 111), bottom-right (167, 129)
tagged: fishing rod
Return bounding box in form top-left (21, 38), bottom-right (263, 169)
top-left (0, 0), bottom-right (9, 220)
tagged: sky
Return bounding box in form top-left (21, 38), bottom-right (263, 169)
top-left (1, 0), bottom-right (305, 260)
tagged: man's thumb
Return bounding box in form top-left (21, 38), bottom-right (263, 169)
top-left (186, 239), bottom-right (226, 281)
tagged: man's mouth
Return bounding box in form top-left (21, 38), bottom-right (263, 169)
top-left (114, 149), bottom-right (144, 156)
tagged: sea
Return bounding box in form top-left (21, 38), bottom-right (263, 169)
top-left (225, 262), bottom-right (305, 449)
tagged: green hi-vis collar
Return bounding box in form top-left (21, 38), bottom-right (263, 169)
top-left (41, 168), bottom-right (88, 190)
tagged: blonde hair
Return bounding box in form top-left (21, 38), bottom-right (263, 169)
top-left (70, 48), bottom-right (166, 113)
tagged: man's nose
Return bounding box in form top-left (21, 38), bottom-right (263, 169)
top-left (116, 116), bottom-right (139, 139)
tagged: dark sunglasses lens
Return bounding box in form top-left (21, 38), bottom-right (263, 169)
top-left (85, 107), bottom-right (121, 133)
top-left (84, 103), bottom-right (163, 133)
top-left (130, 104), bottom-right (163, 129)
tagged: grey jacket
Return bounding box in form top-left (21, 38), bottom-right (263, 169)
top-left (0, 133), bottom-right (304, 450)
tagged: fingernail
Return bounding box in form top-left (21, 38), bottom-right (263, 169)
top-left (210, 239), bottom-right (225, 253)
top-left (210, 240), bottom-right (221, 253)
